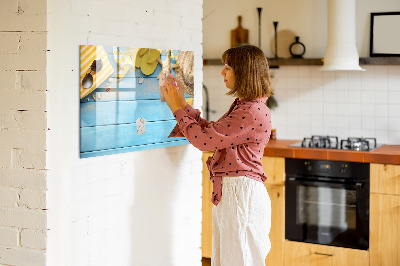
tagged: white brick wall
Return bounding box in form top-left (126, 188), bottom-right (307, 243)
top-left (21, 229), bottom-right (47, 250)
top-left (0, 0), bottom-right (48, 265)
top-left (46, 1), bottom-right (203, 266)
top-left (0, 227), bottom-right (19, 247)
top-left (3, 0), bottom-right (203, 264)
top-left (0, 247), bottom-right (46, 266)
top-left (0, 187), bottom-right (19, 208)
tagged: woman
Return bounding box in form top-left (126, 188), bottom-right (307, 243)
top-left (161, 44), bottom-right (273, 266)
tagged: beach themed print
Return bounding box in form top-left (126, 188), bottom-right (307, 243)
top-left (79, 45), bottom-right (195, 158)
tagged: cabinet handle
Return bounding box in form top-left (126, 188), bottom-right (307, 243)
top-left (314, 252), bottom-right (335, 257)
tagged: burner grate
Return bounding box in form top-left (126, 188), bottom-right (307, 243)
top-left (301, 135), bottom-right (339, 149)
top-left (296, 136), bottom-right (378, 151)
top-left (340, 137), bottom-right (377, 151)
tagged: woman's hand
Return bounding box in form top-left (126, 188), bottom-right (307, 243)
top-left (170, 75), bottom-right (188, 107)
top-left (160, 75), bottom-right (187, 113)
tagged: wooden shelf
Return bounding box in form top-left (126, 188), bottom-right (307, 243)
top-left (203, 58), bottom-right (323, 67)
top-left (268, 58), bottom-right (322, 67)
top-left (203, 57), bottom-right (400, 67)
top-left (359, 57), bottom-right (400, 65)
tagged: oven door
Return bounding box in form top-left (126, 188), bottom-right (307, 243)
top-left (285, 177), bottom-right (369, 250)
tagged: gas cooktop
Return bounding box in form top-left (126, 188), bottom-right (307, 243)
top-left (289, 135), bottom-right (382, 151)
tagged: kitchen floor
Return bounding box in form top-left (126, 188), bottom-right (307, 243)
top-left (202, 257), bottom-right (211, 266)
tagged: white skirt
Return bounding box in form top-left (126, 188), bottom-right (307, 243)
top-left (212, 176), bottom-right (271, 266)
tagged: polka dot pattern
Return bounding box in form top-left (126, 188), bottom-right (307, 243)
top-left (169, 97), bottom-right (272, 206)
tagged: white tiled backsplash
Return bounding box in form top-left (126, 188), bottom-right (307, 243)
top-left (203, 65), bottom-right (400, 145)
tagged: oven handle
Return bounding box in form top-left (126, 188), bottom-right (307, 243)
top-left (286, 177), bottom-right (364, 189)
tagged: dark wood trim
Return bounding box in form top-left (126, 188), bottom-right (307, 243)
top-left (359, 57), bottom-right (400, 65)
top-left (203, 59), bottom-right (223, 66)
top-left (204, 57), bottom-right (400, 67)
top-left (267, 58), bottom-right (323, 67)
top-left (203, 58), bottom-right (323, 67)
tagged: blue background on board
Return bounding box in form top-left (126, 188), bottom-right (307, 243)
top-left (80, 46), bottom-right (190, 158)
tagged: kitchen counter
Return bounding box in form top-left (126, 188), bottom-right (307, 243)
top-left (263, 139), bottom-right (400, 165)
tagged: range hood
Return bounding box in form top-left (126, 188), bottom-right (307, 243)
top-left (320, 0), bottom-right (365, 71)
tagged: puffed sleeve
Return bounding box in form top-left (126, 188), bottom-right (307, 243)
top-left (172, 106), bottom-right (256, 152)
top-left (168, 103), bottom-right (211, 137)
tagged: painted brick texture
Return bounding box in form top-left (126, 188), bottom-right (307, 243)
top-left (46, 0), bottom-right (203, 265)
top-left (2, 0), bottom-right (203, 265)
top-left (0, 0), bottom-right (48, 264)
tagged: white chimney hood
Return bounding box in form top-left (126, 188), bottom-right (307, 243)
top-left (320, 0), bottom-right (365, 71)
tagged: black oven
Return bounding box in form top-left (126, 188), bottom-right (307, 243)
top-left (285, 158), bottom-right (369, 250)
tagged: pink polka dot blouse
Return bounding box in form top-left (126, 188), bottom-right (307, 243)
top-left (169, 97), bottom-right (272, 206)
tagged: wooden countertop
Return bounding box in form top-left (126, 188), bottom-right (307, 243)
top-left (263, 139), bottom-right (400, 165)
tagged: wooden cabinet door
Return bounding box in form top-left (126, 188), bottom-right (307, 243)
top-left (264, 184), bottom-right (284, 266)
top-left (262, 157), bottom-right (285, 265)
top-left (284, 241), bottom-right (369, 266)
top-left (370, 193), bottom-right (400, 266)
top-left (370, 163), bottom-right (400, 195)
top-left (202, 152), bottom-right (213, 258)
top-left (262, 156), bottom-right (285, 186)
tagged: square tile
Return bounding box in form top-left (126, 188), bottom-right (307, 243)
top-left (388, 104), bottom-right (400, 117)
top-left (348, 76), bottom-right (362, 91)
top-left (388, 117), bottom-right (400, 131)
top-left (323, 87), bottom-right (336, 103)
top-left (361, 104), bottom-right (375, 116)
top-left (349, 128), bottom-right (362, 137)
top-left (374, 130), bottom-right (389, 144)
top-left (362, 116), bottom-right (375, 130)
top-left (374, 65), bottom-right (388, 77)
top-left (285, 66), bottom-right (298, 77)
top-left (362, 90), bottom-right (375, 104)
top-left (323, 103), bottom-right (336, 115)
top-left (374, 90), bottom-right (388, 104)
top-left (374, 78), bottom-right (388, 91)
top-left (361, 74), bottom-right (374, 90)
top-left (374, 117), bottom-right (389, 130)
top-left (298, 67), bottom-right (311, 78)
top-left (335, 73), bottom-right (349, 90)
top-left (336, 115), bottom-right (349, 128)
top-left (336, 90), bottom-right (349, 103)
top-left (388, 130), bottom-right (400, 144)
top-left (375, 104), bottom-right (388, 117)
top-left (388, 91), bottom-right (400, 104)
top-left (323, 115), bottom-right (336, 129)
top-left (286, 77), bottom-right (299, 89)
top-left (336, 103), bottom-right (349, 115)
top-left (298, 77), bottom-right (311, 89)
top-left (348, 115), bottom-right (362, 129)
top-left (388, 65), bottom-right (400, 76)
top-left (388, 75), bottom-right (400, 91)
top-left (348, 90), bottom-right (362, 103)
top-left (348, 103), bottom-right (362, 116)
top-left (361, 128), bottom-right (375, 138)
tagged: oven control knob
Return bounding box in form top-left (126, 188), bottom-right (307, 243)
top-left (340, 164), bottom-right (347, 174)
top-left (304, 162), bottom-right (312, 171)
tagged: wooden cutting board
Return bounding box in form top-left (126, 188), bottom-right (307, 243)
top-left (231, 16), bottom-right (249, 48)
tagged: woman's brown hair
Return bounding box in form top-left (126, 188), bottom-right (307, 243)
top-left (221, 44), bottom-right (273, 99)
